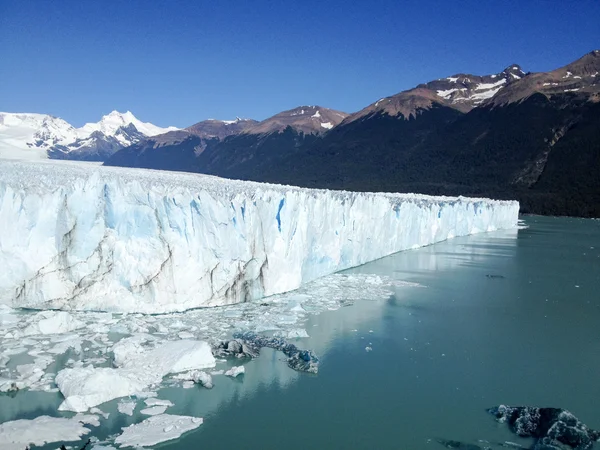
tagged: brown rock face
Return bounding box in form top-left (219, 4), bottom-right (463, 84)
top-left (244, 106), bottom-right (348, 135)
top-left (489, 50), bottom-right (600, 106)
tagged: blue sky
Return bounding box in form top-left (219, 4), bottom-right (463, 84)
top-left (1, 0), bottom-right (599, 127)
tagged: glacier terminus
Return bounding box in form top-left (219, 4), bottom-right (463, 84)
top-left (0, 159), bottom-right (519, 314)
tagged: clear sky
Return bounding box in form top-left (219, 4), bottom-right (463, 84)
top-left (1, 0), bottom-right (599, 128)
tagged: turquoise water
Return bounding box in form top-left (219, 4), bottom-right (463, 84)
top-left (1, 216), bottom-right (599, 449)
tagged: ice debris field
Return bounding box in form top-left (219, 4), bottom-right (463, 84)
top-left (0, 159), bottom-right (519, 448)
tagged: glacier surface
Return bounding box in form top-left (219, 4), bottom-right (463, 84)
top-left (0, 159), bottom-right (519, 313)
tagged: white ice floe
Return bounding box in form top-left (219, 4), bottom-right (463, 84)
top-left (117, 399), bottom-right (136, 416)
top-left (141, 405), bottom-right (169, 415)
top-left (225, 366), bottom-right (245, 377)
top-left (114, 414), bottom-right (203, 447)
top-left (56, 366), bottom-right (149, 412)
top-left (144, 397), bottom-right (174, 407)
top-left (56, 339), bottom-right (215, 412)
top-left (0, 415), bottom-right (94, 449)
top-left (172, 370), bottom-right (214, 388)
top-left (286, 328), bottom-right (309, 338)
top-left (0, 159), bottom-right (519, 313)
top-left (22, 311), bottom-right (84, 335)
top-left (90, 407), bottom-right (110, 419)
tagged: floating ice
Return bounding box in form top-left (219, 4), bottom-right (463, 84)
top-left (224, 366), bottom-right (245, 377)
top-left (114, 414), bottom-right (203, 447)
top-left (56, 366), bottom-right (149, 412)
top-left (117, 399), bottom-right (136, 416)
top-left (172, 370), bottom-right (214, 388)
top-left (219, 332), bottom-right (320, 373)
top-left (144, 398), bottom-right (174, 407)
top-left (22, 311), bottom-right (84, 335)
top-left (0, 159), bottom-right (519, 313)
top-left (0, 415), bottom-right (93, 449)
top-left (286, 328), bottom-right (309, 338)
top-left (56, 339), bottom-right (215, 411)
top-left (141, 405), bottom-right (169, 415)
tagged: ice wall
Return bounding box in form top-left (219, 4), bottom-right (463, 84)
top-left (0, 160), bottom-right (519, 313)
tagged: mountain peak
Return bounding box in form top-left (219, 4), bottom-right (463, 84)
top-left (503, 64), bottom-right (525, 74)
top-left (105, 110), bottom-right (136, 120)
top-left (185, 117), bottom-right (258, 139)
top-left (245, 106), bottom-right (348, 135)
top-left (83, 111), bottom-right (178, 138)
top-left (346, 64), bottom-right (527, 123)
top-left (488, 50), bottom-right (600, 107)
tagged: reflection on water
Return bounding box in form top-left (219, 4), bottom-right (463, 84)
top-left (2, 217), bottom-right (599, 449)
top-left (183, 217), bottom-right (600, 450)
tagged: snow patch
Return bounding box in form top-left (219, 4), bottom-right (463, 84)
top-left (475, 79), bottom-right (507, 90)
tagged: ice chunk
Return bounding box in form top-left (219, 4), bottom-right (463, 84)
top-left (287, 328), bottom-right (309, 338)
top-left (0, 415), bottom-right (92, 448)
top-left (141, 405), bottom-right (169, 415)
top-left (89, 407), bottom-right (110, 419)
top-left (114, 338), bottom-right (216, 374)
top-left (144, 397), bottom-right (174, 407)
top-left (172, 370), bottom-right (213, 388)
top-left (22, 311), bottom-right (84, 335)
top-left (0, 159), bottom-right (519, 313)
top-left (114, 414), bottom-right (203, 447)
top-left (224, 366), bottom-right (245, 377)
top-left (56, 339), bottom-right (215, 411)
top-left (56, 366), bottom-right (148, 412)
top-left (220, 332), bottom-right (319, 373)
top-left (117, 399), bottom-right (136, 416)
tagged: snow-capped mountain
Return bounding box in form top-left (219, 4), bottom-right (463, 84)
top-left (80, 110), bottom-right (178, 143)
top-left (0, 110), bottom-right (178, 161)
top-left (426, 64), bottom-right (526, 110)
top-left (344, 65), bottom-right (527, 124)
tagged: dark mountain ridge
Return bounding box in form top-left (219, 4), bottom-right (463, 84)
top-left (105, 50), bottom-right (600, 217)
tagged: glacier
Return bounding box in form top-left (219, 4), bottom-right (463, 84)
top-left (0, 159), bottom-right (519, 313)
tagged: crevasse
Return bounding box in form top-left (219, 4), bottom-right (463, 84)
top-left (0, 160), bottom-right (519, 313)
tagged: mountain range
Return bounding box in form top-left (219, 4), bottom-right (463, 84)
top-left (0, 110), bottom-right (178, 161)
top-left (2, 50), bottom-right (599, 217)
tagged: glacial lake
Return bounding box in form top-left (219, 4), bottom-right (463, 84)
top-left (1, 215), bottom-right (599, 449)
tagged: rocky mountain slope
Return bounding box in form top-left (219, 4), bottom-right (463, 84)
top-left (253, 50), bottom-right (600, 216)
top-left (104, 106), bottom-right (348, 174)
top-left (24, 50), bottom-right (600, 217)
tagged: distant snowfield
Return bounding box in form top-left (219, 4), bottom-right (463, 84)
top-left (0, 159), bottom-right (519, 313)
top-left (0, 111), bottom-right (178, 160)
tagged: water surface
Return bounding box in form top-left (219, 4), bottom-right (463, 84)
top-left (2, 216), bottom-right (599, 449)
